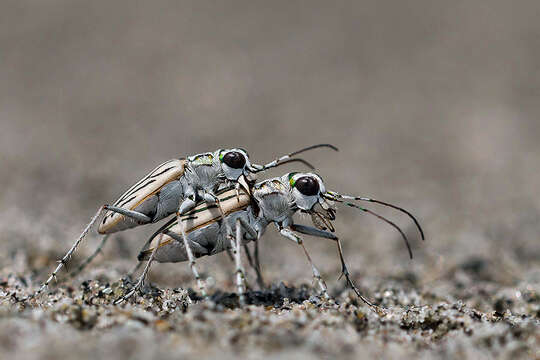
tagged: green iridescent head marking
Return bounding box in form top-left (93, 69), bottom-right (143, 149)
top-left (193, 153), bottom-right (214, 166)
top-left (288, 172), bottom-right (299, 187)
top-left (219, 151), bottom-right (224, 162)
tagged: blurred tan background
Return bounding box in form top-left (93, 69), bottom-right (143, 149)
top-left (1, 1), bottom-right (539, 292)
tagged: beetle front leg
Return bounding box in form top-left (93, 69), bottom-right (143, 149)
top-left (289, 224), bottom-right (338, 240)
top-left (278, 227), bottom-right (330, 300)
top-left (289, 224), bottom-right (380, 311)
top-left (335, 238), bottom-right (380, 312)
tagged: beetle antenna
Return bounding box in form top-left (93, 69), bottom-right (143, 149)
top-left (288, 143), bottom-right (339, 157)
top-left (327, 195), bottom-right (413, 259)
top-left (274, 158), bottom-right (315, 170)
top-left (349, 202), bottom-right (413, 259)
top-left (327, 192), bottom-right (424, 241)
top-left (252, 144), bottom-right (338, 173)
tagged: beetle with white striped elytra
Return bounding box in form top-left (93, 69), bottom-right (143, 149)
top-left (124, 171), bottom-right (425, 308)
top-left (33, 144), bottom-right (338, 298)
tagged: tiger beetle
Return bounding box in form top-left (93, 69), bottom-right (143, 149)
top-left (33, 144), bottom-right (338, 298)
top-left (123, 172), bottom-right (424, 309)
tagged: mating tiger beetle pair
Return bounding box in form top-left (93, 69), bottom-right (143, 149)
top-left (34, 144), bottom-right (424, 309)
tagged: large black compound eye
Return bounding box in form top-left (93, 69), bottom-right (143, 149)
top-left (295, 176), bottom-right (320, 196)
top-left (222, 151), bottom-right (246, 169)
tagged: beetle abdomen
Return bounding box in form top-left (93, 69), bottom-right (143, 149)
top-left (138, 187), bottom-right (253, 262)
top-left (98, 159), bottom-right (186, 234)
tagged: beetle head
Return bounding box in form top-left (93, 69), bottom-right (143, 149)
top-left (284, 172), bottom-right (331, 212)
top-left (218, 148), bottom-right (253, 180)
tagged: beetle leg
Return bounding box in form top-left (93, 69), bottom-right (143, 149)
top-left (179, 186), bottom-right (197, 215)
top-left (289, 225), bottom-right (380, 311)
top-left (202, 192), bottom-right (217, 204)
top-left (225, 248), bottom-right (235, 262)
top-left (278, 228), bottom-right (330, 299)
top-left (235, 217), bottom-right (258, 239)
top-left (68, 234), bottom-right (111, 279)
top-left (176, 211), bottom-right (208, 299)
top-left (211, 192), bottom-right (237, 265)
top-left (233, 219), bottom-right (248, 306)
top-left (114, 234), bottom-right (164, 305)
top-left (253, 238), bottom-right (264, 289)
top-left (235, 182), bottom-right (241, 203)
top-left (103, 205), bottom-right (152, 224)
top-left (33, 206), bottom-right (107, 298)
top-left (335, 239), bottom-right (381, 313)
top-left (290, 224), bottom-right (338, 240)
top-left (179, 198), bottom-right (197, 214)
top-left (71, 205), bottom-right (164, 279)
top-left (128, 217), bottom-right (178, 278)
top-left (243, 243), bottom-right (264, 289)
top-left (234, 217), bottom-right (264, 289)
top-left (212, 193), bottom-right (229, 221)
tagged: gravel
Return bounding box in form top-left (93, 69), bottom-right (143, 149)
top-left (1, 248), bottom-right (538, 360)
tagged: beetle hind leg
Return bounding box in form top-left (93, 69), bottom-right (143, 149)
top-left (103, 205), bottom-right (152, 224)
top-left (34, 204), bottom-right (158, 298)
top-left (68, 234), bottom-right (111, 279)
top-left (33, 206), bottom-right (108, 298)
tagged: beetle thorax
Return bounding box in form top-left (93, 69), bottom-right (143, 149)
top-left (186, 154), bottom-right (223, 191)
top-left (252, 179), bottom-right (294, 224)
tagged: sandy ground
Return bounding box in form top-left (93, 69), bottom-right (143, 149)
top-left (1, 1), bottom-right (539, 359)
